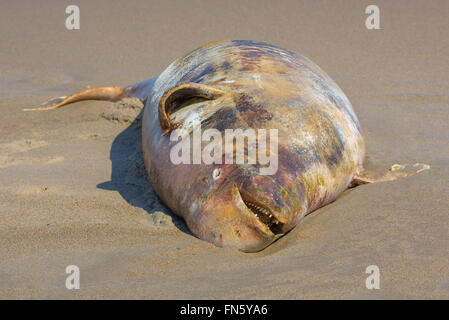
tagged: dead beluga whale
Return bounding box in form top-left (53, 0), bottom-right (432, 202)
top-left (27, 40), bottom-right (429, 252)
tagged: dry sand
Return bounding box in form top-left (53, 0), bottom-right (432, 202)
top-left (0, 0), bottom-right (448, 299)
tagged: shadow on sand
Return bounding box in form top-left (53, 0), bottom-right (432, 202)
top-left (96, 98), bottom-right (193, 237)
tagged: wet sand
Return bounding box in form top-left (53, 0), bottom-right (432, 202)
top-left (0, 0), bottom-right (448, 299)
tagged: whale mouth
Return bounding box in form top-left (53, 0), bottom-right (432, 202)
top-left (240, 196), bottom-right (284, 235)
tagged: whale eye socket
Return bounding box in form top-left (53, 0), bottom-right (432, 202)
top-left (158, 83), bottom-right (224, 136)
top-left (212, 168), bottom-right (221, 180)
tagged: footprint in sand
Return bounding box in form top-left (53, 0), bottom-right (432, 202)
top-left (0, 139), bottom-right (64, 169)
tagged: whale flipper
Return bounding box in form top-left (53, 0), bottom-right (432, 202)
top-left (350, 163), bottom-right (430, 187)
top-left (24, 78), bottom-right (155, 111)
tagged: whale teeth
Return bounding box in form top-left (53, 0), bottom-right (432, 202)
top-left (242, 199), bottom-right (282, 234)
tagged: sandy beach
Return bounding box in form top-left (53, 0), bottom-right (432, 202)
top-left (1, 0), bottom-right (448, 299)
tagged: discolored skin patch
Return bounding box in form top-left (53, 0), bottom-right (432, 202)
top-left (234, 93), bottom-right (273, 127)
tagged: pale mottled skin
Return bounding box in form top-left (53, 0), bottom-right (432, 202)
top-left (142, 40), bottom-right (365, 252)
